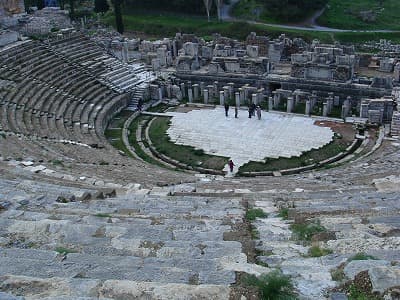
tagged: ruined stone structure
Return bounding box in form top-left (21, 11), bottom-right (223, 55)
top-left (291, 45), bottom-right (357, 82)
top-left (1, 22), bottom-right (400, 299)
top-left (0, 0), bottom-right (25, 16)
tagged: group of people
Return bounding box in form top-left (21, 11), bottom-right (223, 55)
top-left (248, 103), bottom-right (262, 120)
top-left (224, 103), bottom-right (262, 120)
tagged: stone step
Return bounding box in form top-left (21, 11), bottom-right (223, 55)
top-left (0, 248), bottom-right (236, 285)
top-left (0, 275), bottom-right (231, 300)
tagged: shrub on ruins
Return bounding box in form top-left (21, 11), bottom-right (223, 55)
top-left (245, 270), bottom-right (297, 300)
top-left (246, 208), bottom-right (268, 221)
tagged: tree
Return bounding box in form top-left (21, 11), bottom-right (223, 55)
top-left (112, 0), bottom-right (124, 34)
top-left (215, 0), bottom-right (223, 21)
top-left (94, 0), bottom-right (109, 13)
top-left (203, 0), bottom-right (212, 22)
top-left (68, 0), bottom-right (75, 18)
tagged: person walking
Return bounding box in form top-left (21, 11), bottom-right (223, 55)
top-left (137, 98), bottom-right (143, 112)
top-left (224, 102), bottom-right (229, 117)
top-left (248, 105), bottom-right (252, 118)
top-left (251, 103), bottom-right (256, 117)
top-left (228, 159), bottom-right (235, 173)
top-left (256, 105), bottom-right (261, 120)
top-left (235, 106), bottom-right (238, 118)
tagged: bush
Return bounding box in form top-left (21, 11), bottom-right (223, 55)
top-left (245, 271), bottom-right (297, 300)
top-left (246, 208), bottom-right (268, 221)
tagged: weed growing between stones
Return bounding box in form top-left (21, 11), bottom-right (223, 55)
top-left (244, 270), bottom-right (297, 300)
top-left (55, 246), bottom-right (77, 254)
top-left (308, 246), bottom-right (333, 257)
top-left (245, 208), bottom-right (268, 221)
top-left (290, 220), bottom-right (327, 241)
top-left (330, 265), bottom-right (346, 282)
top-left (277, 208), bottom-right (289, 220)
top-left (51, 159), bottom-right (64, 167)
top-left (347, 252), bottom-right (378, 262)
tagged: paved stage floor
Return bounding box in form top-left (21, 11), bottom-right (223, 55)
top-left (166, 107), bottom-right (334, 174)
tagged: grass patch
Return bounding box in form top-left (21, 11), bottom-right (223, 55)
top-left (277, 208), bottom-right (289, 220)
top-left (128, 116), bottom-right (163, 164)
top-left (290, 220), bottom-right (327, 241)
top-left (104, 12), bottom-right (400, 44)
top-left (246, 208), bottom-right (268, 221)
top-left (147, 103), bottom-right (169, 113)
top-left (148, 117), bottom-right (228, 170)
top-left (104, 111), bottom-right (135, 158)
top-left (244, 271), bottom-right (297, 300)
top-left (95, 213), bottom-right (112, 218)
top-left (348, 252), bottom-right (378, 262)
top-left (55, 246), bottom-right (77, 254)
top-left (308, 246), bottom-right (333, 257)
top-left (238, 137), bottom-right (348, 174)
top-left (103, 13), bottom-right (334, 43)
top-left (318, 0), bottom-right (400, 30)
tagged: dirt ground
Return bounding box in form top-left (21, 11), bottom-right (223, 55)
top-left (315, 121), bottom-right (356, 143)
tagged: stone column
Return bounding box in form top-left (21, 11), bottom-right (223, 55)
top-left (341, 100), bottom-right (350, 118)
top-left (188, 88), bottom-right (193, 103)
top-left (287, 97), bottom-right (294, 113)
top-left (167, 84), bottom-right (172, 99)
top-left (268, 96), bottom-right (273, 111)
top-left (214, 81), bottom-right (219, 93)
top-left (273, 92), bottom-right (280, 108)
top-left (239, 88), bottom-right (245, 104)
top-left (193, 84), bottom-right (199, 101)
top-left (223, 86), bottom-right (229, 101)
top-left (360, 103), bottom-right (369, 118)
top-left (323, 102), bottom-right (328, 117)
top-left (158, 88), bottom-right (163, 101)
top-left (204, 89), bottom-right (209, 104)
top-left (219, 91), bottom-right (225, 106)
top-left (327, 96), bottom-right (333, 114)
top-left (200, 82), bottom-right (205, 96)
top-left (252, 93), bottom-right (258, 105)
top-left (334, 96), bottom-right (340, 106)
top-left (235, 92), bottom-right (240, 108)
top-left (228, 83), bottom-right (235, 100)
top-left (295, 91), bottom-right (301, 105)
top-left (305, 99), bottom-right (311, 115)
top-left (311, 94), bottom-right (317, 109)
top-left (207, 85), bottom-right (214, 99)
top-left (180, 83), bottom-right (186, 98)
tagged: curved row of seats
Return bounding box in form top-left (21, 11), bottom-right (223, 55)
top-left (0, 39), bottom-right (129, 147)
